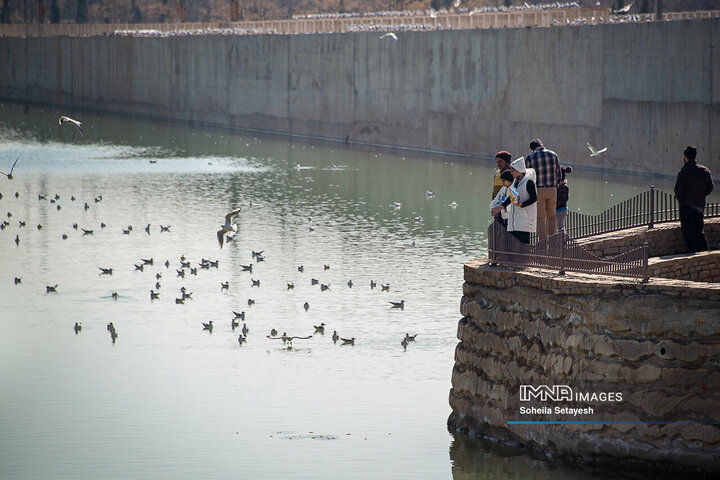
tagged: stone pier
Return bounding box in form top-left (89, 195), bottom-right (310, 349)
top-left (449, 224), bottom-right (720, 474)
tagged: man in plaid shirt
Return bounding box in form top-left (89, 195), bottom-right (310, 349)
top-left (525, 138), bottom-right (561, 240)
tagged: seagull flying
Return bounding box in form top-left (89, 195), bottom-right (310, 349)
top-left (217, 207), bottom-right (241, 248)
top-left (380, 32), bottom-right (398, 41)
top-left (587, 143), bottom-right (608, 157)
top-left (613, 1), bottom-right (633, 14)
top-left (267, 332), bottom-right (313, 345)
top-left (59, 116), bottom-right (85, 137)
top-left (1, 155), bottom-right (20, 180)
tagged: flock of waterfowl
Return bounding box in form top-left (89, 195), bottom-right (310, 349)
top-left (2, 115), bottom-right (420, 352)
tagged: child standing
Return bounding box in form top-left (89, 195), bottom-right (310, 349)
top-left (556, 165), bottom-right (573, 232)
top-left (490, 170), bottom-right (515, 229)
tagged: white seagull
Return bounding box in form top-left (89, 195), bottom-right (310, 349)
top-left (217, 207), bottom-right (241, 248)
top-left (613, 1), bottom-right (633, 14)
top-left (59, 116), bottom-right (85, 137)
top-left (267, 332), bottom-right (313, 346)
top-left (380, 32), bottom-right (398, 41)
top-left (587, 143), bottom-right (608, 157)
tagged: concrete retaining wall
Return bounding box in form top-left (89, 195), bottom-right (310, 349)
top-left (1, 19), bottom-right (718, 177)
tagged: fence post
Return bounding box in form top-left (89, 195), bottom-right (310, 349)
top-left (648, 185), bottom-right (655, 229)
top-left (642, 242), bottom-right (649, 283)
top-left (488, 222), bottom-right (495, 264)
top-left (559, 232), bottom-right (565, 276)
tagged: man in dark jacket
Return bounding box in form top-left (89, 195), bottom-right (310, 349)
top-left (674, 146), bottom-right (714, 253)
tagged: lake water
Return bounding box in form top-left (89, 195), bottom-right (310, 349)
top-left (0, 102), bottom-right (712, 479)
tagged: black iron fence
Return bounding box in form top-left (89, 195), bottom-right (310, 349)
top-left (488, 223), bottom-right (649, 281)
top-left (486, 185), bottom-right (718, 280)
top-left (565, 185), bottom-right (720, 240)
top-left (490, 185), bottom-right (720, 280)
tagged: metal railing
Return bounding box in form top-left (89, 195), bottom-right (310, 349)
top-left (0, 8), bottom-right (698, 38)
top-left (488, 222), bottom-right (649, 281)
top-left (663, 10), bottom-right (720, 20)
top-left (565, 186), bottom-right (720, 240)
top-left (1, 9), bottom-right (718, 38)
top-left (489, 184), bottom-right (720, 279)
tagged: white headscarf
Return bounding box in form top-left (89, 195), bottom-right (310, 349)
top-left (510, 157), bottom-right (526, 173)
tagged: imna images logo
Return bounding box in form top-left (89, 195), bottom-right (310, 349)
top-left (519, 385), bottom-right (573, 402)
top-left (519, 385), bottom-right (623, 403)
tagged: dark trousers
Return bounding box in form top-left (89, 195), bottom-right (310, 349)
top-left (679, 204), bottom-right (708, 253)
top-left (511, 230), bottom-right (530, 244)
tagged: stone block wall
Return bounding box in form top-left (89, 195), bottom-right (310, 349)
top-left (449, 259), bottom-right (720, 474)
top-left (649, 252), bottom-right (720, 283)
top-left (576, 218), bottom-right (720, 258)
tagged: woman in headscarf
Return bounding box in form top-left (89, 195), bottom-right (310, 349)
top-left (491, 157), bottom-right (537, 244)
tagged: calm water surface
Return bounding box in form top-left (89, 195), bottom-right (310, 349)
top-left (0, 103), bottom-right (712, 479)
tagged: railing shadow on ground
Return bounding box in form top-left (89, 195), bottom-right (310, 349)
top-left (488, 222), bottom-right (649, 281)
